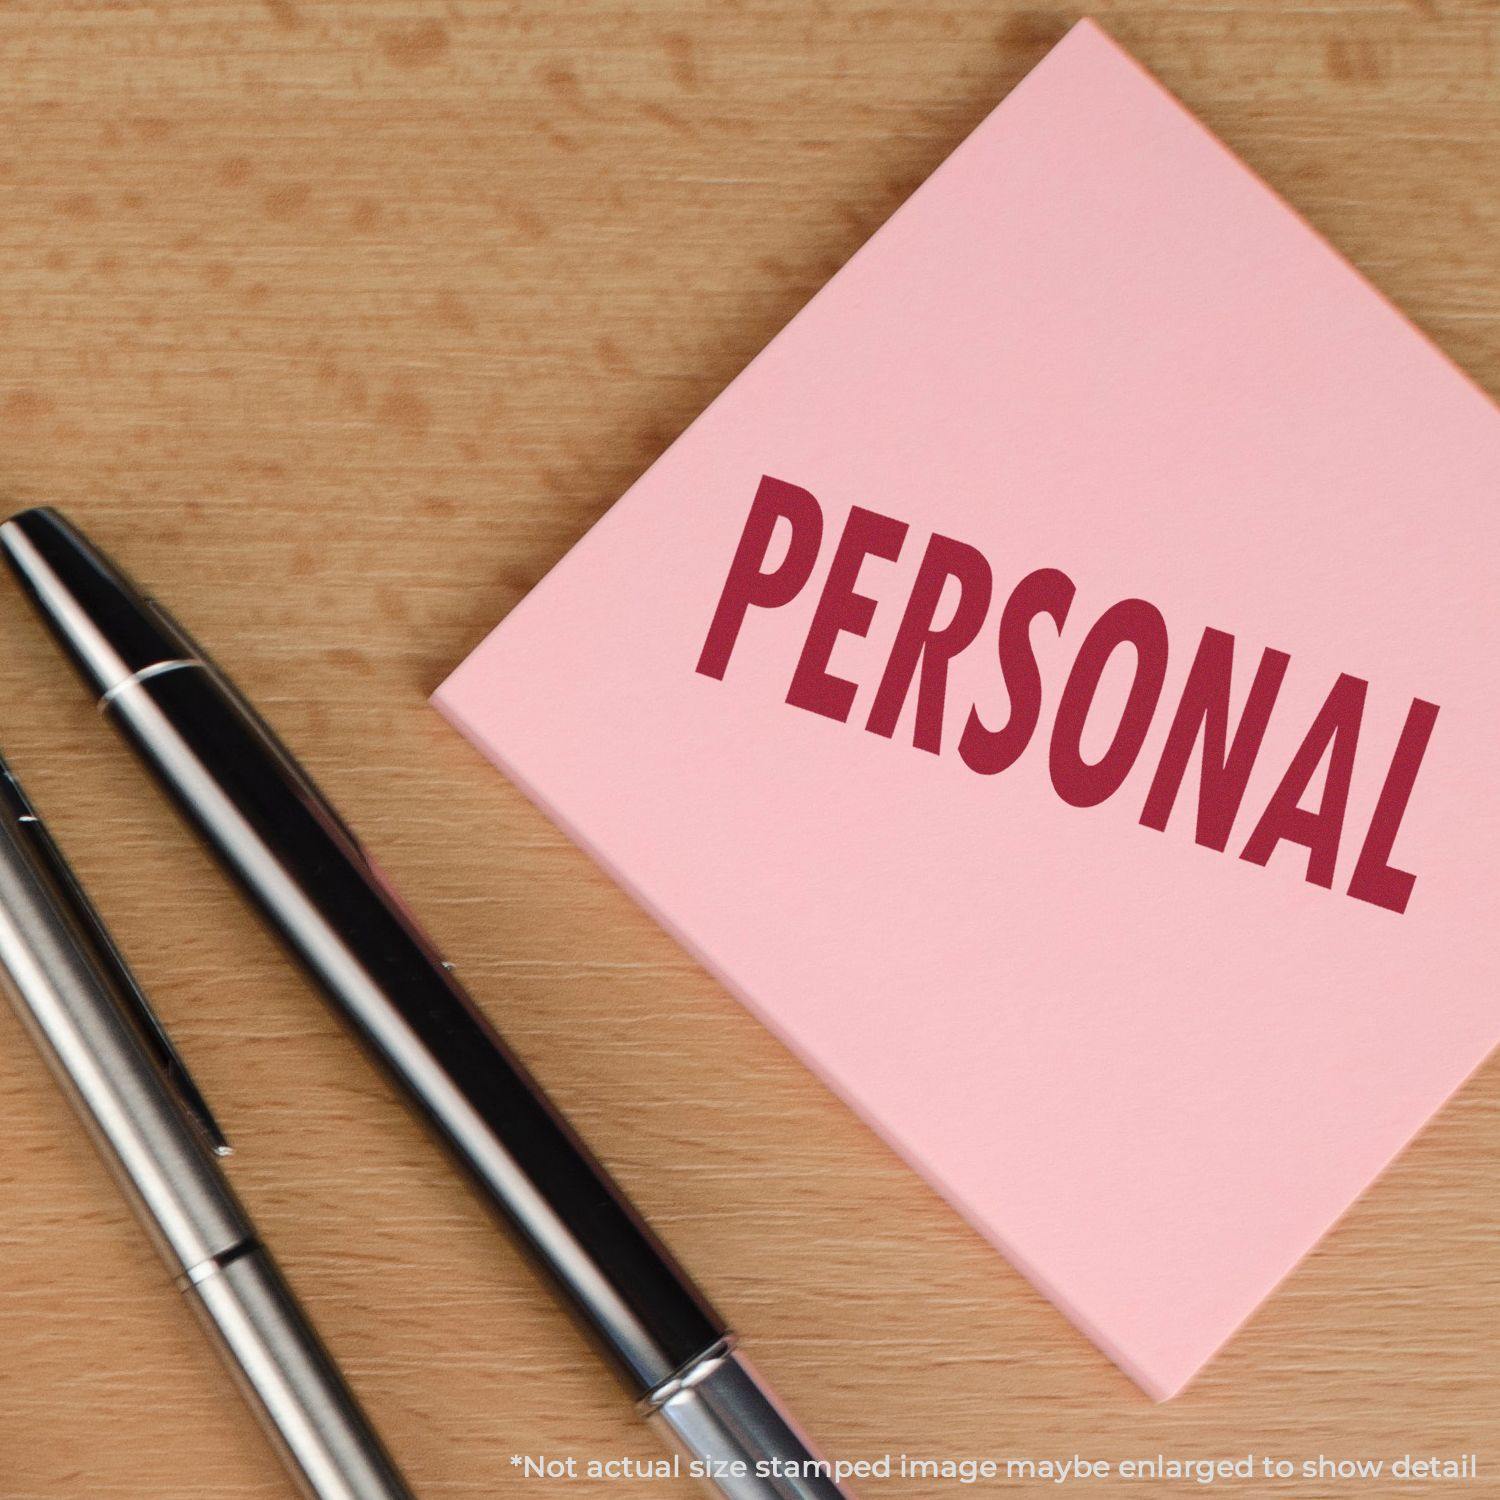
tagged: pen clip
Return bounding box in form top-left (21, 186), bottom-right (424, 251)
top-left (144, 598), bottom-right (373, 863)
top-left (0, 766), bottom-right (232, 1157)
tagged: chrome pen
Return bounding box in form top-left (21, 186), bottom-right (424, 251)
top-left (0, 750), bottom-right (416, 1500)
top-left (1, 506), bottom-right (855, 1500)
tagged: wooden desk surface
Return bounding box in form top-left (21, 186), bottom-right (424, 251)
top-left (0, 3), bottom-right (1494, 1496)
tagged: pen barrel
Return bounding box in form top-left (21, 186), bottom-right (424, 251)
top-left (107, 663), bottom-right (727, 1398)
top-left (186, 1245), bottom-right (415, 1500)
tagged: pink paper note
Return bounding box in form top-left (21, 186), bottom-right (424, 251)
top-left (434, 20), bottom-right (1500, 1398)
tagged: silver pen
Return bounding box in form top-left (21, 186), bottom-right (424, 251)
top-left (0, 753), bottom-right (417, 1500)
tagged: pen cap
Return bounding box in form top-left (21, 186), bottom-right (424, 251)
top-left (0, 507), bottom-right (194, 698)
top-left (0, 769), bottom-right (250, 1276)
top-left (5, 510), bottom-right (732, 1397)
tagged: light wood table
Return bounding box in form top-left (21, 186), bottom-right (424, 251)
top-left (0, 3), bottom-right (1494, 1496)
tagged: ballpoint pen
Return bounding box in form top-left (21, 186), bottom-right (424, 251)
top-left (0, 507), bottom-right (856, 1500)
top-left (0, 750), bottom-right (417, 1500)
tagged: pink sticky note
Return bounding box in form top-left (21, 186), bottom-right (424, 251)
top-left (434, 20), bottom-right (1500, 1399)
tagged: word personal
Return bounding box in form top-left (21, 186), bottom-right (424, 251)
top-left (696, 477), bottom-right (1440, 914)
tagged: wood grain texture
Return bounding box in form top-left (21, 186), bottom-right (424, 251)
top-left (0, 2), bottom-right (1494, 1496)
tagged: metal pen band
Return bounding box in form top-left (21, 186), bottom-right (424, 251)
top-left (645, 1342), bottom-right (856, 1500)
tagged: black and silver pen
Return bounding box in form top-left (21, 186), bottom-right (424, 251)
top-left (0, 750), bottom-right (416, 1500)
top-left (1, 507), bottom-right (855, 1500)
